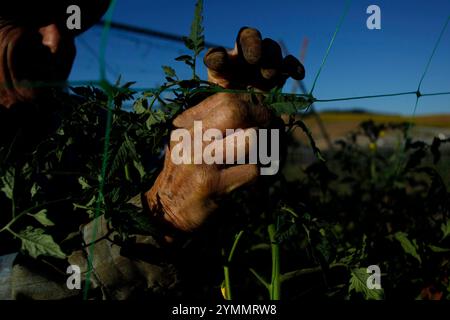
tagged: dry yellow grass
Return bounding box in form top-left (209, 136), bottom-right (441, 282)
top-left (312, 113), bottom-right (450, 128)
top-left (291, 112), bottom-right (450, 149)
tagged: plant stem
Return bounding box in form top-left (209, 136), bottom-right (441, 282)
top-left (148, 83), bottom-right (177, 110)
top-left (192, 56), bottom-right (196, 79)
top-left (281, 206), bottom-right (299, 219)
top-left (1, 209), bottom-right (27, 233)
top-left (223, 265), bottom-right (231, 300)
top-left (268, 224), bottom-right (281, 300)
top-left (11, 194), bottom-right (15, 219)
top-left (223, 230), bottom-right (244, 300)
top-left (249, 267), bottom-right (269, 289)
top-left (0, 197), bottom-right (72, 233)
top-left (6, 227), bottom-right (18, 238)
top-left (280, 263), bottom-right (348, 283)
top-left (124, 163), bottom-right (131, 181)
top-left (228, 230), bottom-right (244, 262)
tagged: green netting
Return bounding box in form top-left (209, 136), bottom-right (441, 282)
top-left (83, 0), bottom-right (117, 300)
top-left (1, 1), bottom-right (449, 299)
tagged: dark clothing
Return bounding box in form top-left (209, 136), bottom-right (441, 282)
top-left (1, 215), bottom-right (180, 300)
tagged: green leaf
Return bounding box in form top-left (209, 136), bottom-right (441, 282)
top-left (428, 245), bottom-right (450, 253)
top-left (394, 232), bottom-right (422, 264)
top-left (441, 220), bottom-right (450, 240)
top-left (29, 209), bottom-right (55, 227)
top-left (78, 176), bottom-right (91, 190)
top-left (30, 183), bottom-right (40, 198)
top-left (114, 74), bottom-right (122, 87)
top-left (178, 79), bottom-right (199, 89)
top-left (0, 168), bottom-right (14, 200)
top-left (175, 55), bottom-right (194, 68)
top-left (133, 160), bottom-right (146, 179)
top-left (162, 65), bottom-right (176, 78)
top-left (359, 234), bottom-right (368, 260)
top-left (133, 98), bottom-right (148, 114)
top-left (108, 135), bottom-right (139, 179)
top-left (339, 248), bottom-right (357, 265)
top-left (315, 230), bottom-right (334, 264)
top-left (122, 81), bottom-right (136, 89)
top-left (187, 0), bottom-right (204, 55)
top-left (175, 54), bottom-right (194, 63)
top-left (18, 227), bottom-right (66, 259)
top-left (271, 100), bottom-right (309, 116)
top-left (146, 110), bottom-right (167, 129)
top-left (73, 195), bottom-right (97, 218)
top-left (349, 268), bottom-right (384, 300)
top-left (183, 37), bottom-right (194, 50)
top-left (270, 102), bottom-right (296, 115)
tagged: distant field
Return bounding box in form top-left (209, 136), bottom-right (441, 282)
top-left (285, 112), bottom-right (450, 183)
top-left (292, 112), bottom-right (450, 149)
top-left (313, 113), bottom-right (450, 128)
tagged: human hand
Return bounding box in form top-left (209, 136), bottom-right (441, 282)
top-left (204, 26), bottom-right (304, 91)
top-left (145, 27), bottom-right (304, 235)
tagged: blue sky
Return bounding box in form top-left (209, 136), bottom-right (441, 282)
top-left (70, 0), bottom-right (450, 115)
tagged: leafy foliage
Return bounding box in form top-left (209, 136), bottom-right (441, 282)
top-left (182, 0), bottom-right (204, 78)
top-left (29, 209), bottom-right (55, 227)
top-left (0, 168), bottom-right (14, 200)
top-left (185, 0), bottom-right (205, 57)
top-left (394, 232), bottom-right (422, 264)
top-left (213, 119), bottom-right (450, 301)
top-left (18, 226), bottom-right (66, 259)
top-left (349, 268), bottom-right (384, 300)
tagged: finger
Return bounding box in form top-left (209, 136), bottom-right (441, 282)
top-left (206, 127), bottom-right (258, 164)
top-left (201, 97), bottom-right (249, 133)
top-left (252, 55), bottom-right (304, 91)
top-left (282, 55), bottom-right (305, 80)
top-left (223, 128), bottom-right (258, 164)
top-left (172, 93), bottom-right (227, 128)
top-left (173, 92), bottom-right (262, 130)
top-left (201, 95), bottom-right (273, 133)
top-left (218, 164), bottom-right (259, 194)
top-left (204, 47), bottom-right (229, 73)
top-left (175, 92), bottom-right (274, 133)
top-left (204, 47), bottom-right (233, 88)
top-left (203, 27), bottom-right (264, 89)
top-left (236, 27), bottom-right (262, 65)
top-left (260, 38), bottom-right (283, 80)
